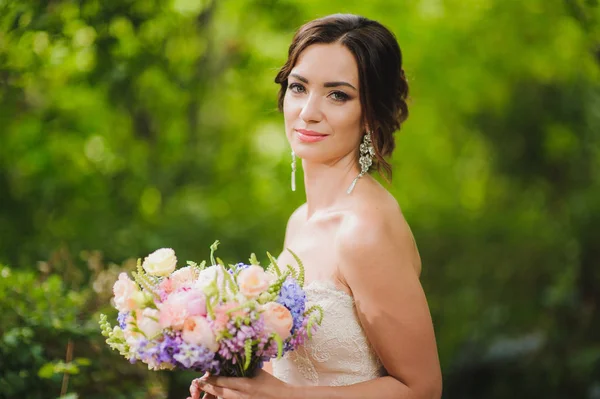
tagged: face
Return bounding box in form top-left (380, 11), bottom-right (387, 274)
top-left (283, 43), bottom-right (363, 166)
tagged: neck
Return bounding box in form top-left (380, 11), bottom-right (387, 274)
top-left (301, 155), bottom-right (361, 218)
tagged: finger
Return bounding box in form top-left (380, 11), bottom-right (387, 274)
top-left (205, 376), bottom-right (249, 391)
top-left (188, 378), bottom-right (202, 399)
top-left (201, 383), bottom-right (240, 399)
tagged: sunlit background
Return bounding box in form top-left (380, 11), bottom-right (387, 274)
top-left (1, 0), bottom-right (599, 398)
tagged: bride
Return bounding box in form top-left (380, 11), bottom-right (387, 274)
top-left (197, 13), bottom-right (442, 399)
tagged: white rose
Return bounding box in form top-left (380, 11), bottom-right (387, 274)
top-left (137, 308), bottom-right (162, 339)
top-left (195, 265), bottom-right (224, 291)
top-left (142, 248), bottom-right (177, 277)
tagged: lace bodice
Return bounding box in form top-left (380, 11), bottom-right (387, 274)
top-left (272, 280), bottom-right (386, 386)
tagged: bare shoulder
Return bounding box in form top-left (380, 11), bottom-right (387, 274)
top-left (336, 189), bottom-right (422, 278)
top-left (283, 202), bottom-right (307, 247)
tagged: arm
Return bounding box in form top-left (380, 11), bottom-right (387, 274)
top-left (292, 212), bottom-right (441, 399)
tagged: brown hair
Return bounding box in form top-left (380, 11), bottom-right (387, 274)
top-left (275, 14), bottom-right (409, 180)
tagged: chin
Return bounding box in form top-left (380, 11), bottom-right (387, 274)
top-left (291, 144), bottom-right (323, 162)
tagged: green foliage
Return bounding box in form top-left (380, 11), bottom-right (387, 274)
top-left (0, 261), bottom-right (166, 399)
top-left (0, 0), bottom-right (598, 397)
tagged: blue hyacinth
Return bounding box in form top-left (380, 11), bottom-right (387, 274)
top-left (277, 277), bottom-right (306, 332)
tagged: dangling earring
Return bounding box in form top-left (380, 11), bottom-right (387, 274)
top-left (291, 150), bottom-right (296, 192)
top-left (347, 132), bottom-right (375, 194)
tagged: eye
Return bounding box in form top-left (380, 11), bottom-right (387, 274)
top-left (288, 82), bottom-right (306, 94)
top-left (329, 91), bottom-right (350, 102)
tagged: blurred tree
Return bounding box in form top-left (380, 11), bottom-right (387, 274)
top-left (0, 0), bottom-right (598, 397)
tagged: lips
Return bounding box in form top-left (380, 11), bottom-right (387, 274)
top-left (295, 129), bottom-right (328, 143)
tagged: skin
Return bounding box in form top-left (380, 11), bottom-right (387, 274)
top-left (195, 42), bottom-right (442, 399)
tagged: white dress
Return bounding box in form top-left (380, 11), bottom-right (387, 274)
top-left (272, 280), bottom-right (386, 386)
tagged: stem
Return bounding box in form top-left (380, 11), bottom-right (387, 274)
top-left (60, 339), bottom-right (74, 396)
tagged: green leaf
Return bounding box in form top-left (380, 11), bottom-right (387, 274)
top-left (37, 362), bottom-right (55, 379)
top-left (286, 248), bottom-right (305, 287)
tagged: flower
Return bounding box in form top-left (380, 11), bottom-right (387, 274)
top-left (183, 290), bottom-right (208, 317)
top-left (170, 266), bottom-right (198, 291)
top-left (117, 311), bottom-right (131, 329)
top-left (113, 273), bottom-right (140, 312)
top-left (143, 248), bottom-right (177, 277)
top-left (195, 265), bottom-right (225, 291)
top-left (101, 244), bottom-right (321, 378)
top-left (261, 302), bottom-right (293, 340)
top-left (173, 342), bottom-right (218, 370)
top-left (277, 278), bottom-right (306, 332)
top-left (237, 265), bottom-right (272, 299)
top-left (216, 312), bottom-right (266, 363)
top-left (137, 308), bottom-right (162, 339)
top-left (182, 316), bottom-right (218, 352)
top-left (158, 289), bottom-right (207, 330)
top-left (211, 302), bottom-right (243, 333)
top-left (158, 278), bottom-right (174, 296)
top-left (158, 292), bottom-right (189, 330)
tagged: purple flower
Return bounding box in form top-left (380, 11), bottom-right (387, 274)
top-left (285, 315), bottom-right (317, 352)
top-left (156, 334), bottom-right (183, 364)
top-left (217, 313), bottom-right (268, 362)
top-left (277, 278), bottom-right (306, 332)
top-left (174, 342), bottom-right (218, 370)
top-left (117, 311), bottom-right (130, 329)
top-left (230, 263), bottom-right (251, 273)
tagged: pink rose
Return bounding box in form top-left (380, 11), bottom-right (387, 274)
top-left (113, 273), bottom-right (140, 312)
top-left (211, 302), bottom-right (242, 332)
top-left (158, 278), bottom-right (174, 296)
top-left (158, 292), bottom-right (189, 330)
top-left (159, 290), bottom-right (207, 329)
top-left (261, 302), bottom-right (293, 340)
top-left (237, 265), bottom-right (271, 299)
top-left (182, 289), bottom-right (207, 317)
top-left (181, 316), bottom-right (218, 352)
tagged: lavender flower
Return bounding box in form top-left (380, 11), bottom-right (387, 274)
top-left (218, 317), bottom-right (266, 360)
top-left (285, 315), bottom-right (317, 352)
top-left (117, 311), bottom-right (130, 329)
top-left (156, 334), bottom-right (183, 364)
top-left (173, 342), bottom-right (219, 371)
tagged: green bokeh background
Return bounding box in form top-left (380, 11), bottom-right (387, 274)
top-left (0, 0), bottom-right (599, 398)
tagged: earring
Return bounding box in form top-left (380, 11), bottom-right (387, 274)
top-left (347, 132), bottom-right (375, 194)
top-left (291, 150), bottom-right (296, 192)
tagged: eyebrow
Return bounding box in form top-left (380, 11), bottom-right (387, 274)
top-left (289, 73), bottom-right (357, 91)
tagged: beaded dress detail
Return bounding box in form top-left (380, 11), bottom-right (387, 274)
top-left (272, 280), bottom-right (386, 386)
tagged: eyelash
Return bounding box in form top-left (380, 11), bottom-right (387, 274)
top-left (288, 83), bottom-right (351, 103)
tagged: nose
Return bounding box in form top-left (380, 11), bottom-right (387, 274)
top-left (298, 94), bottom-right (323, 124)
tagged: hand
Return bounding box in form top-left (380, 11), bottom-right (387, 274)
top-left (189, 369), bottom-right (295, 399)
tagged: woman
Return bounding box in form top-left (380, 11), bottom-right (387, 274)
top-left (196, 13), bottom-right (442, 399)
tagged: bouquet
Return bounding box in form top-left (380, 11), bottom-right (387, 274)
top-left (99, 241), bottom-right (323, 377)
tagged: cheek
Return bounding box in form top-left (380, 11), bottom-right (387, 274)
top-left (330, 103), bottom-right (362, 133)
top-left (283, 94), bottom-right (300, 123)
